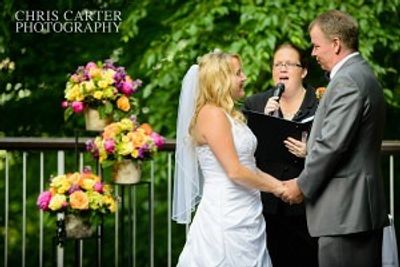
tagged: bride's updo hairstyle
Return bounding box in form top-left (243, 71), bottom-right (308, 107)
top-left (189, 51), bottom-right (245, 134)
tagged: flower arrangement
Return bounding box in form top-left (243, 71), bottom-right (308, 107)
top-left (85, 117), bottom-right (165, 168)
top-left (62, 60), bottom-right (142, 121)
top-left (315, 86), bottom-right (326, 100)
top-left (36, 167), bottom-right (117, 222)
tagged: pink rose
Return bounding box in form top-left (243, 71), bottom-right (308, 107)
top-left (61, 100), bottom-right (69, 109)
top-left (93, 182), bottom-right (104, 193)
top-left (151, 132), bottom-right (165, 148)
top-left (85, 62), bottom-right (97, 70)
top-left (71, 101), bottom-right (84, 113)
top-left (104, 139), bottom-right (116, 153)
top-left (37, 191), bottom-right (52, 211)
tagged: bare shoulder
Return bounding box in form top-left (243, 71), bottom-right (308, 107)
top-left (195, 104), bottom-right (231, 144)
top-left (198, 104), bottom-right (226, 122)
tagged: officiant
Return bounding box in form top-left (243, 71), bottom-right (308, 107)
top-left (244, 43), bottom-right (319, 267)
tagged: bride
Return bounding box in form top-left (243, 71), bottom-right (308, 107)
top-left (172, 51), bottom-right (284, 266)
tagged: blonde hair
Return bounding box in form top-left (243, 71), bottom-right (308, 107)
top-left (189, 51), bottom-right (245, 134)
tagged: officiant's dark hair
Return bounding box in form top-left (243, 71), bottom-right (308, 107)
top-left (273, 43), bottom-right (308, 69)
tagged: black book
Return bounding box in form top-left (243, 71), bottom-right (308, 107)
top-left (243, 109), bottom-right (313, 163)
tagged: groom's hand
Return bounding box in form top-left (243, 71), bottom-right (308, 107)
top-left (281, 178), bottom-right (304, 204)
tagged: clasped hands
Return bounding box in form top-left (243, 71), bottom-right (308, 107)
top-left (274, 178), bottom-right (304, 205)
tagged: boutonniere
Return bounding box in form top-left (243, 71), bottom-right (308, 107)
top-left (315, 87), bottom-right (326, 100)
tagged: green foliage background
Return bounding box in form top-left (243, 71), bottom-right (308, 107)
top-left (0, 0), bottom-right (399, 138)
top-left (0, 0), bottom-right (399, 266)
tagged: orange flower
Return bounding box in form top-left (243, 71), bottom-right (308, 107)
top-left (102, 123), bottom-right (119, 139)
top-left (116, 95), bottom-right (131, 112)
top-left (69, 191), bottom-right (89, 210)
top-left (315, 87), bottom-right (326, 100)
top-left (139, 123), bottom-right (153, 135)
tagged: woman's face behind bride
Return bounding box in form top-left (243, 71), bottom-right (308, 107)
top-left (230, 57), bottom-right (247, 100)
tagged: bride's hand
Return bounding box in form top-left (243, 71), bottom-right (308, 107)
top-left (272, 181), bottom-right (285, 197)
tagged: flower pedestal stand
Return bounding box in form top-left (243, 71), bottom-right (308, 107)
top-left (116, 181), bottom-right (152, 267)
top-left (55, 213), bottom-right (103, 267)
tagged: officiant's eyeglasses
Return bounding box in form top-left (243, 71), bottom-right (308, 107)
top-left (273, 62), bottom-right (302, 69)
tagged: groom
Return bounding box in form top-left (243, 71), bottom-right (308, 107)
top-left (281, 10), bottom-right (388, 267)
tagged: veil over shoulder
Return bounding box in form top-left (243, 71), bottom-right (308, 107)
top-left (172, 65), bottom-right (203, 224)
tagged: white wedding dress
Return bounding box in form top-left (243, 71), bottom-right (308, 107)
top-left (177, 114), bottom-right (272, 267)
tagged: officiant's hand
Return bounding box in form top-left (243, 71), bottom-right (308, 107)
top-left (264, 96), bottom-right (280, 115)
top-left (281, 178), bottom-right (304, 204)
top-left (284, 137), bottom-right (306, 158)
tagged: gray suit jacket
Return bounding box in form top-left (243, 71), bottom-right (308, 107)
top-left (297, 54), bottom-right (388, 237)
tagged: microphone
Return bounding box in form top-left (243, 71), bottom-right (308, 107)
top-left (270, 83), bottom-right (285, 116)
top-left (272, 82), bottom-right (285, 102)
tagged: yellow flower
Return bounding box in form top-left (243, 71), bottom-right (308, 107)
top-left (98, 79), bottom-right (109, 89)
top-left (103, 195), bottom-right (116, 212)
top-left (50, 175), bottom-right (71, 194)
top-left (69, 191), bottom-right (89, 210)
top-left (83, 80), bottom-right (95, 91)
top-left (88, 191), bottom-right (103, 210)
top-left (116, 95), bottom-right (131, 112)
top-left (119, 118), bottom-right (133, 131)
top-left (93, 90), bottom-right (103, 99)
top-left (67, 172), bottom-right (81, 186)
top-left (131, 149), bottom-right (139, 158)
top-left (65, 84), bottom-right (83, 101)
top-left (117, 142), bottom-right (133, 156)
top-left (103, 87), bottom-right (115, 99)
top-left (103, 69), bottom-right (116, 84)
top-left (89, 67), bottom-right (101, 78)
top-left (315, 87), bottom-right (326, 100)
top-left (48, 194), bottom-right (67, 211)
top-left (80, 178), bottom-right (96, 191)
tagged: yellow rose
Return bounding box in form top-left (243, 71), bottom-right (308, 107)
top-left (50, 175), bottom-right (71, 194)
top-left (116, 95), bottom-right (131, 112)
top-left (103, 87), bottom-right (115, 98)
top-left (48, 194), bottom-right (67, 211)
top-left (103, 69), bottom-right (116, 84)
top-left (93, 90), bottom-right (103, 99)
top-left (117, 142), bottom-right (133, 156)
top-left (89, 67), bottom-right (101, 78)
top-left (119, 118), bottom-right (133, 131)
top-left (67, 172), bottom-right (81, 184)
top-left (69, 191), bottom-right (89, 210)
top-left (80, 177), bottom-right (96, 191)
top-left (131, 149), bottom-right (139, 158)
top-left (98, 79), bottom-right (109, 89)
top-left (83, 80), bottom-right (95, 91)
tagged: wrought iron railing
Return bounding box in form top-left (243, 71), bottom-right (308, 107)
top-left (0, 137), bottom-right (399, 267)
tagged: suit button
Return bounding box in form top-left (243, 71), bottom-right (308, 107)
top-left (294, 160), bottom-right (298, 164)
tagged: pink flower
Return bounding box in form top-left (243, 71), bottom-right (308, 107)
top-left (61, 101), bottom-right (69, 109)
top-left (85, 62), bottom-right (97, 70)
top-left (104, 139), bottom-right (116, 153)
top-left (70, 74), bottom-right (81, 83)
top-left (93, 182), bottom-right (104, 193)
top-left (37, 191), bottom-right (52, 211)
top-left (71, 101), bottom-right (84, 113)
top-left (120, 81), bottom-right (134, 96)
top-left (150, 132), bottom-right (165, 148)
